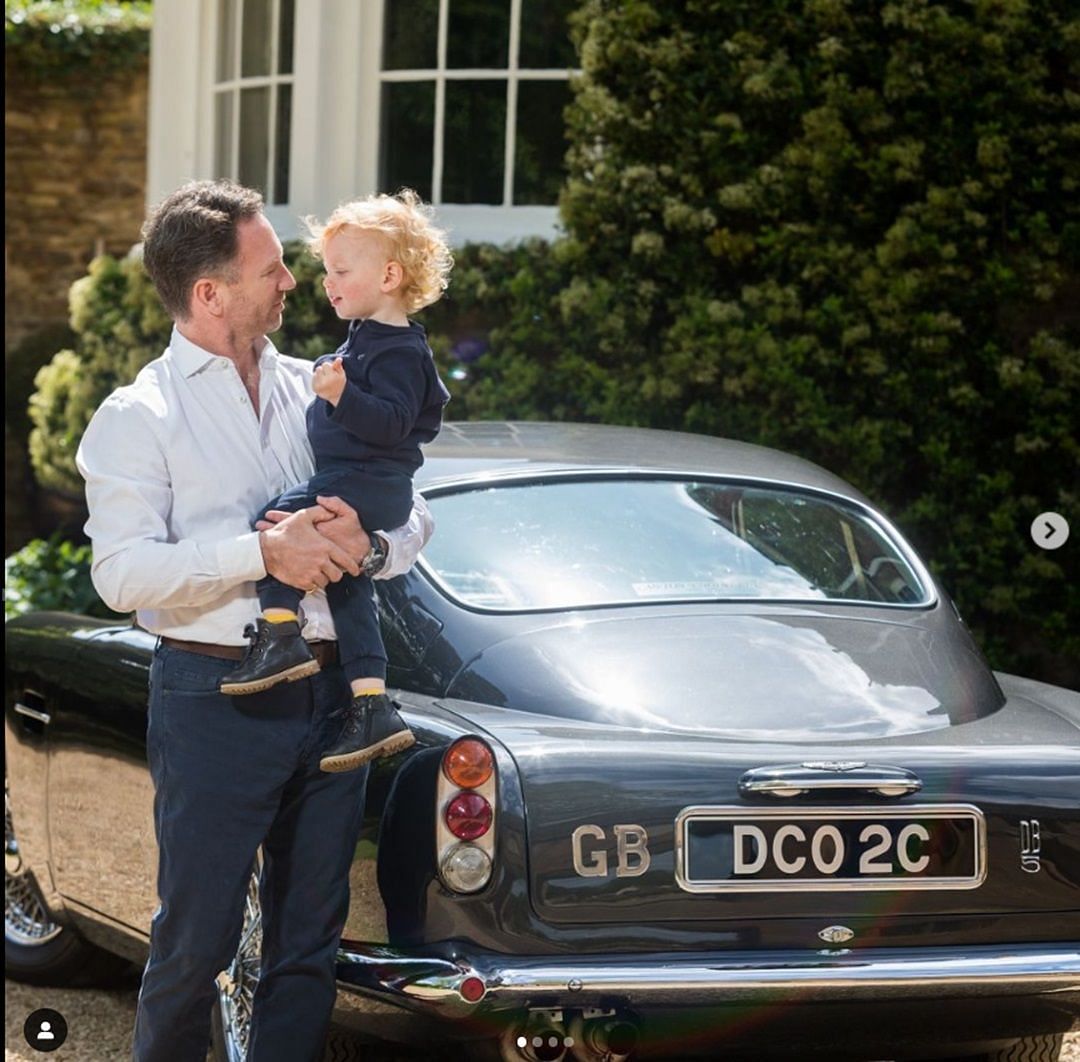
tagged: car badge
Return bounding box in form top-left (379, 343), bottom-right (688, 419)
top-left (818, 925), bottom-right (855, 944)
top-left (801, 761), bottom-right (866, 773)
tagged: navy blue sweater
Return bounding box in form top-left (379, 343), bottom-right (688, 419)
top-left (306, 318), bottom-right (450, 473)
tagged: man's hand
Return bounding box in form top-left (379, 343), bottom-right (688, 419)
top-left (310, 495), bottom-right (372, 560)
top-left (312, 357), bottom-right (347, 405)
top-left (258, 506), bottom-right (361, 591)
top-left (257, 496), bottom-right (372, 577)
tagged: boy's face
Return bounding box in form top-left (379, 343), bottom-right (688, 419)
top-left (322, 229), bottom-right (400, 320)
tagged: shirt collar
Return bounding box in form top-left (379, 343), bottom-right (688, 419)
top-left (169, 326), bottom-right (281, 378)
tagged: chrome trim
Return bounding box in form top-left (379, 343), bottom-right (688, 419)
top-left (740, 778), bottom-right (923, 796)
top-left (739, 763), bottom-right (923, 798)
top-left (673, 804), bottom-right (986, 893)
top-left (415, 470), bottom-right (939, 614)
top-left (336, 944), bottom-right (1080, 1017)
top-left (14, 703), bottom-right (51, 726)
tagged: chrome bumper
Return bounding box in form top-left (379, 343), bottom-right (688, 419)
top-left (336, 943), bottom-right (1080, 1018)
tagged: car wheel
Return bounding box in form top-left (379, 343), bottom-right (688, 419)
top-left (211, 860), bottom-right (263, 1062)
top-left (5, 781), bottom-right (130, 986)
top-left (930, 1034), bottom-right (1064, 1062)
top-left (208, 857), bottom-right (379, 1062)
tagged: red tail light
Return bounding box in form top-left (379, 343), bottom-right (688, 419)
top-left (444, 792), bottom-right (493, 840)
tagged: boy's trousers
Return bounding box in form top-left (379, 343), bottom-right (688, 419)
top-left (255, 462), bottom-right (414, 682)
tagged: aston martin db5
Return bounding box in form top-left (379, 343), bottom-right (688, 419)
top-left (6, 422), bottom-right (1079, 1061)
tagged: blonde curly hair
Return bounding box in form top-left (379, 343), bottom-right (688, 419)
top-left (303, 189), bottom-right (453, 313)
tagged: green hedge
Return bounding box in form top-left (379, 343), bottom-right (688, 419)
top-left (5, 1), bottom-right (151, 80)
top-left (461, 0), bottom-right (1079, 685)
top-left (4, 535), bottom-right (124, 619)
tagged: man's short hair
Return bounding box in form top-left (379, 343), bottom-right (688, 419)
top-left (141, 180), bottom-right (265, 320)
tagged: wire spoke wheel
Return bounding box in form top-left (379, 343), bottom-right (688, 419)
top-left (214, 855), bottom-right (263, 1062)
top-left (5, 783), bottom-right (62, 947)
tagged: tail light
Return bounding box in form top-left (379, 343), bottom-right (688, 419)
top-left (437, 737), bottom-right (497, 893)
top-left (444, 792), bottom-right (493, 840)
top-left (443, 737), bottom-right (494, 789)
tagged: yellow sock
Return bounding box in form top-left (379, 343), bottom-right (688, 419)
top-left (351, 679), bottom-right (385, 697)
top-left (264, 609), bottom-right (298, 623)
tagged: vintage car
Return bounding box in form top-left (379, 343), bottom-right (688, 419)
top-left (5, 422), bottom-right (1079, 1062)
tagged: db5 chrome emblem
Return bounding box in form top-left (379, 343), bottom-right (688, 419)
top-left (572, 824), bottom-right (651, 878)
top-left (818, 925), bottom-right (855, 945)
top-left (1020, 819), bottom-right (1041, 874)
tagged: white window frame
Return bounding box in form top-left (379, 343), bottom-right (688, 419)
top-left (210, 0), bottom-right (295, 208)
top-left (362, 0), bottom-right (573, 243)
top-left (148, 0), bottom-right (571, 245)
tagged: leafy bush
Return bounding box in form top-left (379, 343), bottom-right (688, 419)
top-left (455, 0), bottom-right (1078, 685)
top-left (27, 252), bottom-right (171, 496)
top-left (5, 0), bottom-right (151, 80)
top-left (22, 0), bottom-right (1079, 692)
top-left (4, 535), bottom-right (122, 620)
top-left (6, 324), bottom-right (76, 442)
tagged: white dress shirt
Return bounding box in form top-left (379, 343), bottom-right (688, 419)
top-left (75, 327), bottom-right (433, 645)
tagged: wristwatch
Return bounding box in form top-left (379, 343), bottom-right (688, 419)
top-left (360, 533), bottom-right (388, 576)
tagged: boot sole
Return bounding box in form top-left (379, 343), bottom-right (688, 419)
top-left (319, 730), bottom-right (417, 773)
top-left (220, 658), bottom-right (321, 695)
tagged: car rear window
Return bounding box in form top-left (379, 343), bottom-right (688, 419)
top-left (420, 479), bottom-right (929, 611)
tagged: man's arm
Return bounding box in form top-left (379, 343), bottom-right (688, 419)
top-left (76, 398), bottom-right (358, 613)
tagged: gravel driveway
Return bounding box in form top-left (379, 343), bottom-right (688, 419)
top-left (6, 978), bottom-right (1079, 1061)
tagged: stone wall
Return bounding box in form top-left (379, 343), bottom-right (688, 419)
top-left (5, 59), bottom-right (149, 349)
top-left (4, 59), bottom-right (149, 553)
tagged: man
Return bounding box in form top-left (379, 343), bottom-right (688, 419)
top-left (75, 179), bottom-right (432, 1062)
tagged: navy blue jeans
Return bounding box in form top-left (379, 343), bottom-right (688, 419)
top-left (133, 643), bottom-right (368, 1062)
top-left (255, 464), bottom-right (413, 682)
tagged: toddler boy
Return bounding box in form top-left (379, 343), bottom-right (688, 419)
top-left (220, 189), bottom-right (452, 772)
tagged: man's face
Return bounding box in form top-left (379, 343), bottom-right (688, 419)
top-left (322, 229), bottom-right (396, 320)
top-left (221, 214), bottom-right (296, 338)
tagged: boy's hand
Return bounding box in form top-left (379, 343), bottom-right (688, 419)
top-left (312, 357), bottom-right (346, 405)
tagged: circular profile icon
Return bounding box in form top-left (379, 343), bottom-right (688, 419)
top-left (23, 1009), bottom-right (68, 1052)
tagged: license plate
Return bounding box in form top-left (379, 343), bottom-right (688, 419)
top-left (675, 805), bottom-right (985, 892)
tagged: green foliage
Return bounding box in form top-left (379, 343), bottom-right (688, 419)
top-left (28, 252), bottom-right (171, 496)
top-left (4, 535), bottom-right (122, 620)
top-left (6, 323), bottom-right (75, 441)
top-left (449, 0), bottom-right (1079, 683)
top-left (23, 0), bottom-right (1079, 690)
top-left (5, 0), bottom-right (151, 80)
